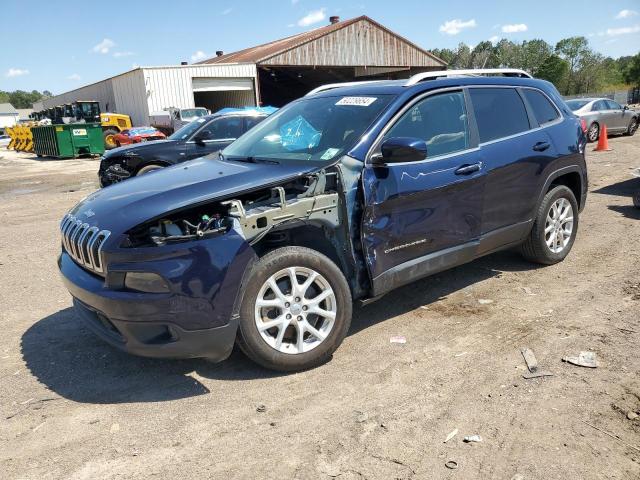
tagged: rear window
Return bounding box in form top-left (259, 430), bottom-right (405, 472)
top-left (523, 89), bottom-right (560, 125)
top-left (470, 88), bottom-right (530, 143)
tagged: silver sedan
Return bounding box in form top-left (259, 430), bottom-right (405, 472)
top-left (565, 98), bottom-right (638, 142)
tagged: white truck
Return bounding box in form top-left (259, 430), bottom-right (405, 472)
top-left (149, 107), bottom-right (210, 135)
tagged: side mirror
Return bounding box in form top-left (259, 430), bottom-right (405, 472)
top-left (193, 134), bottom-right (207, 145)
top-left (372, 137), bottom-right (427, 165)
top-left (623, 105), bottom-right (629, 111)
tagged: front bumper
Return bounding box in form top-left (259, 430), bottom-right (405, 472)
top-left (58, 232), bottom-right (255, 360)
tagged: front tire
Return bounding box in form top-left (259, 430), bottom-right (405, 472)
top-left (626, 117), bottom-right (638, 136)
top-left (633, 190), bottom-right (640, 209)
top-left (136, 164), bottom-right (164, 176)
top-left (237, 247), bottom-right (352, 371)
top-left (521, 185), bottom-right (579, 265)
top-left (103, 129), bottom-right (118, 150)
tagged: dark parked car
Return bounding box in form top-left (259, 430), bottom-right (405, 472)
top-left (565, 97), bottom-right (638, 142)
top-left (98, 110), bottom-right (269, 186)
top-left (59, 69), bottom-right (587, 371)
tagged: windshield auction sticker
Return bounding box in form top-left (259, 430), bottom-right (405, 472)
top-left (336, 97), bottom-right (377, 107)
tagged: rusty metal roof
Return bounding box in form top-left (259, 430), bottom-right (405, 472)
top-left (197, 15), bottom-right (445, 66)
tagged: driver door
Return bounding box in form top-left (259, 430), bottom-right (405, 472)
top-left (185, 116), bottom-right (243, 160)
top-left (361, 89), bottom-right (485, 296)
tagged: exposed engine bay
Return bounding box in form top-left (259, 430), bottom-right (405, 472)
top-left (125, 171), bottom-right (340, 248)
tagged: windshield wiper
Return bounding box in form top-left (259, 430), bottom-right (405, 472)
top-left (221, 155), bottom-right (279, 165)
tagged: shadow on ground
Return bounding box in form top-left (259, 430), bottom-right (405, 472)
top-left (22, 250), bottom-right (539, 404)
top-left (593, 177), bottom-right (638, 197)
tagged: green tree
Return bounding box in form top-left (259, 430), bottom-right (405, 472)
top-left (623, 53), bottom-right (640, 85)
top-left (537, 55), bottom-right (569, 86)
top-left (520, 39), bottom-right (553, 76)
top-left (555, 36), bottom-right (591, 94)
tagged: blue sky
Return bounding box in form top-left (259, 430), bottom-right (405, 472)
top-left (2, 0), bottom-right (639, 94)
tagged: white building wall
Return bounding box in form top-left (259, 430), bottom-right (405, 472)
top-left (143, 64), bottom-right (257, 116)
top-left (112, 69), bottom-right (149, 126)
top-left (36, 79), bottom-right (118, 113)
top-left (0, 114), bottom-right (19, 129)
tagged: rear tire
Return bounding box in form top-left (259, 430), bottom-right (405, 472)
top-left (633, 190), bottom-right (640, 209)
top-left (521, 185), bottom-right (579, 265)
top-left (587, 122), bottom-right (599, 142)
top-left (236, 247), bottom-right (352, 372)
top-left (103, 129), bottom-right (118, 150)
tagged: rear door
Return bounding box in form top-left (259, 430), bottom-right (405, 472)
top-left (469, 86), bottom-right (560, 253)
top-left (361, 88), bottom-right (485, 296)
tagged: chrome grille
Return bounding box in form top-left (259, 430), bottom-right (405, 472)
top-left (60, 214), bottom-right (111, 274)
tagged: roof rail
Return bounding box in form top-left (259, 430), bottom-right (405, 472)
top-left (404, 68), bottom-right (532, 86)
top-left (305, 80), bottom-right (384, 96)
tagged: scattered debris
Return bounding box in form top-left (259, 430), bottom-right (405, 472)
top-left (110, 423), bottom-right (120, 433)
top-left (463, 435), bottom-right (482, 443)
top-left (269, 422), bottom-right (276, 427)
top-left (32, 422), bottom-right (45, 432)
top-left (582, 421), bottom-right (640, 453)
top-left (454, 352), bottom-right (468, 358)
top-left (19, 398), bottom-right (34, 405)
top-left (562, 351), bottom-right (598, 368)
top-left (510, 474), bottom-right (524, 480)
top-left (521, 347), bottom-right (554, 379)
top-left (478, 299), bottom-right (494, 305)
top-left (628, 411), bottom-right (638, 421)
top-left (445, 460), bottom-right (459, 470)
top-left (444, 429), bottom-right (458, 443)
top-left (520, 348), bottom-right (539, 372)
top-left (356, 412), bottom-right (369, 423)
top-left (256, 404), bottom-right (267, 413)
top-left (521, 286), bottom-right (537, 295)
top-left (390, 335), bottom-right (406, 344)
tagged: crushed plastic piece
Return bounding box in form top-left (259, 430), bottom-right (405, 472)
top-left (390, 335), bottom-right (406, 344)
top-left (562, 351), bottom-right (598, 368)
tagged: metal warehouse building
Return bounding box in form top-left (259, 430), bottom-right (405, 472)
top-left (34, 15), bottom-right (445, 126)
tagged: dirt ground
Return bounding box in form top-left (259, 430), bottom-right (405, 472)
top-left (0, 136), bottom-right (639, 480)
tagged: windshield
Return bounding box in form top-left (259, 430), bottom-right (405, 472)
top-left (168, 117), bottom-right (208, 140)
top-left (565, 99), bottom-right (590, 111)
top-left (181, 108), bottom-right (208, 119)
top-left (223, 94), bottom-right (394, 162)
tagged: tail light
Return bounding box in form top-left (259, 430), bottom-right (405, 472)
top-left (580, 118), bottom-right (587, 133)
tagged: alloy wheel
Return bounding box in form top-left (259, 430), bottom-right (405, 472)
top-left (587, 124), bottom-right (599, 142)
top-left (545, 198), bottom-right (574, 253)
top-left (254, 266), bottom-right (336, 355)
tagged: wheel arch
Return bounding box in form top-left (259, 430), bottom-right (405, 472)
top-left (536, 166), bottom-right (584, 214)
top-left (134, 160), bottom-right (172, 175)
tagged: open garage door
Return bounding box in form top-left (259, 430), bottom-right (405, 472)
top-left (192, 77), bottom-right (257, 114)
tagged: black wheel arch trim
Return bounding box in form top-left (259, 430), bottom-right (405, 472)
top-left (535, 165), bottom-right (586, 214)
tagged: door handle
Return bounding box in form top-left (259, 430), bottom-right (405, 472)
top-left (455, 163), bottom-right (481, 175)
top-left (533, 141), bottom-right (550, 152)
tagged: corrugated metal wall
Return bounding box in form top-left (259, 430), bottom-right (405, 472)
top-left (143, 64), bottom-right (257, 116)
top-left (262, 19), bottom-right (443, 67)
top-left (112, 69), bottom-right (149, 126)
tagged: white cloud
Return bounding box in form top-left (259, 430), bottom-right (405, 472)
top-left (113, 51), bottom-right (134, 58)
top-left (5, 68), bottom-right (29, 77)
top-left (92, 38), bottom-right (115, 54)
top-left (501, 23), bottom-right (528, 33)
top-left (190, 50), bottom-right (208, 62)
top-left (297, 8), bottom-right (326, 27)
top-left (67, 73), bottom-right (81, 81)
top-left (606, 24), bottom-right (640, 36)
top-left (221, 7), bottom-right (232, 15)
top-left (439, 19), bottom-right (477, 35)
top-left (615, 9), bottom-right (638, 19)
top-left (488, 35), bottom-right (500, 44)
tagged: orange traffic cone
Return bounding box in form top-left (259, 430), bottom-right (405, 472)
top-left (593, 124), bottom-right (612, 151)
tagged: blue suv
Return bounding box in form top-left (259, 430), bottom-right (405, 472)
top-left (58, 69), bottom-right (588, 371)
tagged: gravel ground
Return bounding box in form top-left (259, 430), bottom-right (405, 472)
top-left (1, 136), bottom-right (639, 480)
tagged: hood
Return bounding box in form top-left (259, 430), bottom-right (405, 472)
top-left (105, 139), bottom-right (179, 157)
top-left (69, 157), bottom-right (322, 234)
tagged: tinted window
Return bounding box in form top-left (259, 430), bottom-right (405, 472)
top-left (245, 116), bottom-right (265, 131)
top-left (605, 100), bottom-right (622, 110)
top-left (383, 91), bottom-right (470, 158)
top-left (523, 89), bottom-right (559, 125)
top-left (198, 117), bottom-right (243, 140)
top-left (592, 100), bottom-right (607, 111)
top-left (565, 99), bottom-right (589, 111)
top-left (470, 88), bottom-right (530, 143)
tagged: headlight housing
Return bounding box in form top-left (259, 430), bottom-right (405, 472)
top-left (124, 272), bottom-right (169, 293)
